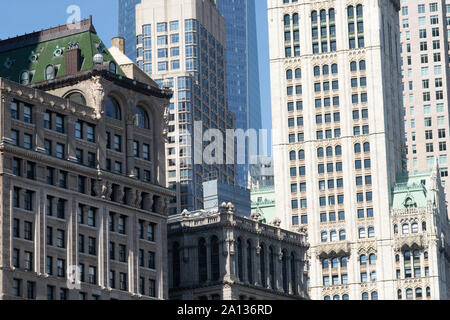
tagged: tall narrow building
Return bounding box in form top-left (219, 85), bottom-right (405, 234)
top-left (134, 0), bottom-right (236, 214)
top-left (118, 0), bottom-right (142, 62)
top-left (268, 0), bottom-right (408, 299)
top-left (400, 0), bottom-right (450, 217)
top-left (215, 0), bottom-right (263, 188)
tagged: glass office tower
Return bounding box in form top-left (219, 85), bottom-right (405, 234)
top-left (118, 0), bottom-right (141, 62)
top-left (216, 0), bottom-right (263, 188)
top-left (118, 0), bottom-right (263, 188)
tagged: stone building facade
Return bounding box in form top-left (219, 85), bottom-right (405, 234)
top-left (0, 18), bottom-right (174, 300)
top-left (167, 203), bottom-right (309, 300)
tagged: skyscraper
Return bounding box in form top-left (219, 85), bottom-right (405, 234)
top-left (268, 0), bottom-right (409, 299)
top-left (215, 0), bottom-right (263, 188)
top-left (118, 0), bottom-right (142, 62)
top-left (400, 0), bottom-right (450, 217)
top-left (118, 0), bottom-right (263, 189)
top-left (133, 0), bottom-right (236, 215)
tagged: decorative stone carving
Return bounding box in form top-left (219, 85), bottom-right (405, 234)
top-left (101, 181), bottom-right (112, 200)
top-left (135, 190), bottom-right (142, 208)
top-left (129, 189), bottom-right (137, 208)
top-left (117, 186), bottom-right (125, 203)
top-left (89, 76), bottom-right (105, 116)
top-left (251, 210), bottom-right (260, 221)
top-left (273, 218), bottom-right (282, 228)
top-left (67, 42), bottom-right (79, 50)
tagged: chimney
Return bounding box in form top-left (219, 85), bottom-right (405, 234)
top-left (112, 37), bottom-right (125, 54)
top-left (65, 47), bottom-right (82, 75)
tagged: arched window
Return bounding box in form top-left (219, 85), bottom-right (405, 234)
top-left (323, 65), bottom-right (329, 75)
top-left (295, 68), bottom-right (302, 79)
top-left (403, 250), bottom-right (411, 264)
top-left (291, 252), bottom-right (297, 295)
top-left (359, 228), bottom-right (366, 238)
top-left (424, 251), bottom-right (428, 260)
top-left (331, 257), bottom-right (338, 268)
top-left (395, 254), bottom-right (400, 262)
top-left (106, 96), bottom-right (121, 120)
top-left (237, 238), bottom-right (243, 281)
top-left (369, 254), bottom-right (376, 265)
top-left (331, 64), bottom-right (338, 74)
top-left (211, 236), bottom-right (220, 281)
top-left (371, 291), bottom-right (378, 300)
top-left (293, 13), bottom-right (299, 26)
top-left (398, 289), bottom-right (402, 299)
top-left (359, 60), bottom-right (366, 71)
top-left (314, 66), bottom-right (321, 76)
top-left (322, 258), bottom-right (329, 269)
top-left (109, 61), bottom-right (117, 74)
top-left (66, 92), bottom-right (87, 106)
top-left (269, 247), bottom-right (275, 289)
top-left (45, 65), bottom-right (56, 80)
top-left (20, 71), bottom-right (30, 85)
top-left (342, 294), bottom-right (349, 300)
top-left (363, 142), bottom-right (370, 153)
top-left (321, 232), bottom-right (328, 242)
top-left (348, 6), bottom-right (354, 18)
top-left (411, 223), bottom-right (419, 233)
top-left (350, 61), bottom-right (357, 72)
top-left (413, 250), bottom-right (420, 262)
top-left (326, 146), bottom-right (333, 157)
top-left (247, 240), bottom-right (253, 284)
top-left (426, 287), bottom-right (431, 297)
top-left (360, 254), bottom-right (367, 265)
top-left (340, 257), bottom-right (348, 267)
top-left (362, 292), bottom-right (369, 300)
top-left (311, 11), bottom-right (318, 24)
top-left (330, 230), bottom-right (337, 242)
top-left (356, 5), bottom-right (363, 17)
top-left (298, 149), bottom-right (305, 160)
top-left (415, 288), bottom-right (422, 298)
top-left (422, 221), bottom-right (427, 231)
top-left (260, 244), bottom-right (267, 288)
top-left (290, 151), bottom-right (296, 161)
top-left (135, 105), bottom-right (150, 129)
top-left (286, 69), bottom-right (293, 80)
top-left (339, 229), bottom-right (346, 241)
top-left (198, 238), bottom-right (207, 283)
top-left (324, 296), bottom-right (331, 300)
top-left (335, 145), bottom-right (342, 156)
top-left (284, 15), bottom-right (291, 27)
top-left (368, 227), bottom-right (375, 238)
top-left (406, 288), bottom-right (413, 299)
top-left (317, 147), bottom-right (324, 158)
top-left (394, 224), bottom-right (398, 234)
top-left (329, 8), bottom-right (335, 21)
top-left (402, 224), bottom-right (410, 234)
top-left (333, 295), bottom-right (340, 300)
top-left (282, 250), bottom-right (288, 293)
top-left (172, 242), bottom-right (181, 287)
top-left (320, 9), bottom-right (327, 22)
top-left (354, 143), bottom-right (361, 153)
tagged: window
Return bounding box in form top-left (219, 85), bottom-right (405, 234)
top-left (106, 97), bottom-right (121, 120)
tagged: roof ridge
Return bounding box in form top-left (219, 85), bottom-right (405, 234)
top-left (0, 17), bottom-right (95, 53)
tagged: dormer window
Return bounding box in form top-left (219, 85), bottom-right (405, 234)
top-left (404, 197), bottom-right (416, 208)
top-left (45, 65), bottom-right (55, 80)
top-left (109, 61), bottom-right (117, 74)
top-left (20, 71), bottom-right (30, 85)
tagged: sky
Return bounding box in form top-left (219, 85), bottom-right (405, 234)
top-left (0, 0), bottom-right (273, 154)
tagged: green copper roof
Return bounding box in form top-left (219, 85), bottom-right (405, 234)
top-left (0, 19), bottom-right (124, 84)
top-left (392, 170), bottom-right (435, 209)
